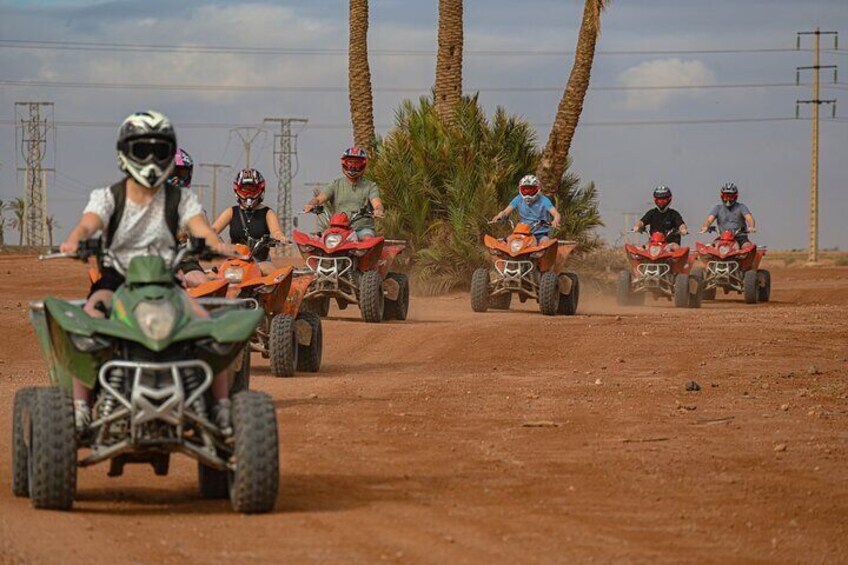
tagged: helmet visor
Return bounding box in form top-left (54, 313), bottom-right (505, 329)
top-left (721, 192), bottom-right (738, 203)
top-left (519, 185), bottom-right (539, 198)
top-left (127, 139), bottom-right (175, 163)
top-left (654, 196), bottom-right (671, 208)
top-left (342, 157), bottom-right (366, 175)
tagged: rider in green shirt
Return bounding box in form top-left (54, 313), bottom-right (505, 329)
top-left (303, 147), bottom-right (384, 238)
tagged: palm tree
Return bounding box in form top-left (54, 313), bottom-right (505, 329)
top-left (9, 198), bottom-right (25, 246)
top-left (46, 215), bottom-right (60, 247)
top-left (538, 0), bottom-right (609, 192)
top-left (0, 200), bottom-right (7, 246)
top-left (348, 0), bottom-right (376, 149)
top-left (434, 0), bottom-right (463, 125)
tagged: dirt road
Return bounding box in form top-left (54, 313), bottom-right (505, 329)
top-left (1, 255), bottom-right (846, 563)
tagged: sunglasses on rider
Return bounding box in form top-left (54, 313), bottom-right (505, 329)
top-left (127, 139), bottom-right (175, 163)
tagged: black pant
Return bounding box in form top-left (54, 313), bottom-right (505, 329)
top-left (88, 267), bottom-right (125, 298)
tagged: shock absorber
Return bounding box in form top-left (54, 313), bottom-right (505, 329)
top-left (183, 369), bottom-right (208, 421)
top-left (99, 368), bottom-right (125, 419)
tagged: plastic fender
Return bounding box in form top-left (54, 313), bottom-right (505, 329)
top-left (188, 278), bottom-right (229, 299)
top-left (753, 248), bottom-right (767, 270)
top-left (377, 245), bottom-right (405, 279)
top-left (358, 238), bottom-right (386, 272)
top-left (538, 242), bottom-right (561, 273)
top-left (293, 230), bottom-right (326, 256)
top-left (173, 308), bottom-right (264, 344)
top-left (671, 248), bottom-right (691, 274)
top-left (483, 234), bottom-right (508, 263)
top-left (263, 268), bottom-right (294, 316)
top-left (285, 273), bottom-right (315, 317)
top-left (552, 241), bottom-right (577, 273)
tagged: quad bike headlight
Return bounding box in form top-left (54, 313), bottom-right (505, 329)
top-left (510, 240), bottom-right (524, 253)
top-left (718, 245), bottom-right (729, 256)
top-left (650, 246), bottom-right (661, 257)
top-left (224, 267), bottom-right (244, 283)
top-left (135, 300), bottom-right (178, 341)
top-left (325, 234), bottom-right (343, 249)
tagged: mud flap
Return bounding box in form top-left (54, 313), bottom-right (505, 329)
top-left (295, 319), bottom-right (312, 347)
top-left (382, 277), bottom-right (400, 302)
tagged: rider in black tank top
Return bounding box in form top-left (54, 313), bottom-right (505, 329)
top-left (210, 168), bottom-right (289, 273)
top-left (229, 205), bottom-right (271, 261)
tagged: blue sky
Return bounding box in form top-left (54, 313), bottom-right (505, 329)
top-left (1, 0), bottom-right (846, 249)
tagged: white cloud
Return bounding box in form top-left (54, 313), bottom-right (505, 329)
top-left (617, 58), bottom-right (717, 111)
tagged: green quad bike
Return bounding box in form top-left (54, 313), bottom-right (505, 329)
top-left (12, 239), bottom-right (279, 513)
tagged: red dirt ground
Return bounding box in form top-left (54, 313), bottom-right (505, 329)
top-left (0, 255), bottom-right (846, 563)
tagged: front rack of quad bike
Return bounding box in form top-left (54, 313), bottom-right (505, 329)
top-left (304, 255), bottom-right (358, 304)
top-left (493, 259), bottom-right (538, 299)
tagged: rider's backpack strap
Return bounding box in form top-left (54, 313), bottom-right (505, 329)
top-left (105, 179), bottom-right (127, 248)
top-left (163, 183), bottom-right (182, 242)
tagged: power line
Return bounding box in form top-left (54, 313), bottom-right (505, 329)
top-left (1, 38), bottom-right (844, 57)
top-left (0, 78), bottom-right (810, 94)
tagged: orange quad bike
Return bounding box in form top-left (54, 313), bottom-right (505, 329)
top-left (694, 227), bottom-right (770, 304)
top-left (618, 229), bottom-right (702, 308)
top-left (189, 235), bottom-right (322, 380)
top-left (471, 220), bottom-right (580, 316)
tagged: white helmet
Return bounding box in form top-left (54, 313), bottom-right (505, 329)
top-left (518, 174), bottom-right (541, 203)
top-left (116, 110), bottom-right (177, 189)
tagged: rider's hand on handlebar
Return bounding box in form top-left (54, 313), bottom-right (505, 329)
top-left (59, 238), bottom-right (79, 255)
top-left (373, 208), bottom-right (385, 219)
top-left (303, 203), bottom-right (315, 214)
top-left (748, 226), bottom-right (757, 233)
top-left (551, 218), bottom-right (561, 230)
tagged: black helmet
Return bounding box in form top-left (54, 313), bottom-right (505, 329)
top-left (116, 110), bottom-right (177, 189)
top-left (653, 185), bottom-right (672, 211)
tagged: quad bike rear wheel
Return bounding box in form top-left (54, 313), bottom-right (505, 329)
top-left (28, 387), bottom-right (77, 510)
top-left (12, 387), bottom-right (37, 497)
top-left (229, 391), bottom-right (279, 514)
top-left (617, 271), bottom-right (633, 307)
top-left (688, 271), bottom-right (704, 309)
top-left (301, 297), bottom-right (330, 317)
top-left (757, 269), bottom-right (771, 302)
top-left (360, 270), bottom-right (385, 323)
top-left (296, 312), bottom-right (323, 372)
top-left (557, 272), bottom-right (580, 315)
top-left (470, 267), bottom-right (490, 313)
top-left (538, 271), bottom-right (560, 316)
top-left (198, 462), bottom-right (229, 500)
top-left (269, 314), bottom-right (298, 377)
top-left (673, 274), bottom-right (691, 308)
top-left (383, 272), bottom-right (410, 320)
top-left (231, 348), bottom-right (251, 394)
top-left (744, 269), bottom-right (759, 304)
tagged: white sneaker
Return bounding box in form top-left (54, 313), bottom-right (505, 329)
top-left (211, 399), bottom-right (233, 437)
top-left (74, 400), bottom-right (91, 433)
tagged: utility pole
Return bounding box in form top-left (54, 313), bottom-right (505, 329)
top-left (193, 183), bottom-right (210, 212)
top-left (229, 127), bottom-right (264, 168)
top-left (15, 102), bottom-right (54, 247)
top-left (199, 163), bottom-right (231, 219)
top-left (263, 118), bottom-right (308, 238)
top-left (796, 28), bottom-right (838, 264)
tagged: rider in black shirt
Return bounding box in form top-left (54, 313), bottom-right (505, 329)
top-left (633, 185), bottom-right (688, 247)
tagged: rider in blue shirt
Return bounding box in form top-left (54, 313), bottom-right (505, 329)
top-left (491, 175), bottom-right (561, 241)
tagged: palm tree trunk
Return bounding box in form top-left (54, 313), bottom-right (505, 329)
top-left (348, 0), bottom-right (376, 149)
top-left (538, 0), bottom-right (607, 192)
top-left (434, 0), bottom-right (463, 125)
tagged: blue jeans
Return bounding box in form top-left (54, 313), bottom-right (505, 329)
top-left (356, 227), bottom-right (377, 239)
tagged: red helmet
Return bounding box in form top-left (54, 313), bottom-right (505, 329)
top-left (341, 146), bottom-right (367, 182)
top-left (233, 168), bottom-right (265, 209)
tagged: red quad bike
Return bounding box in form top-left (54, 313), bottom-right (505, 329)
top-left (618, 229), bottom-right (702, 308)
top-left (694, 227), bottom-right (770, 304)
top-left (189, 235), bottom-right (322, 379)
top-left (471, 220), bottom-right (580, 316)
top-left (293, 207), bottom-right (409, 323)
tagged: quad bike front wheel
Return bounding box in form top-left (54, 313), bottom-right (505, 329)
top-left (757, 269), bottom-right (771, 302)
top-left (490, 291), bottom-right (512, 310)
top-left (229, 391), bottom-right (279, 514)
top-left (688, 271), bottom-right (704, 309)
top-left (674, 274), bottom-right (691, 308)
top-left (360, 270), bottom-right (385, 323)
top-left (269, 314), bottom-right (298, 377)
top-left (383, 272), bottom-right (410, 320)
top-left (557, 272), bottom-right (580, 315)
top-left (28, 387), bottom-right (77, 510)
top-left (296, 312), bottom-right (323, 372)
top-left (538, 271), bottom-right (560, 316)
top-left (470, 268), bottom-right (491, 313)
top-left (692, 268), bottom-right (716, 300)
top-left (12, 387), bottom-right (37, 498)
top-left (744, 270), bottom-right (759, 304)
